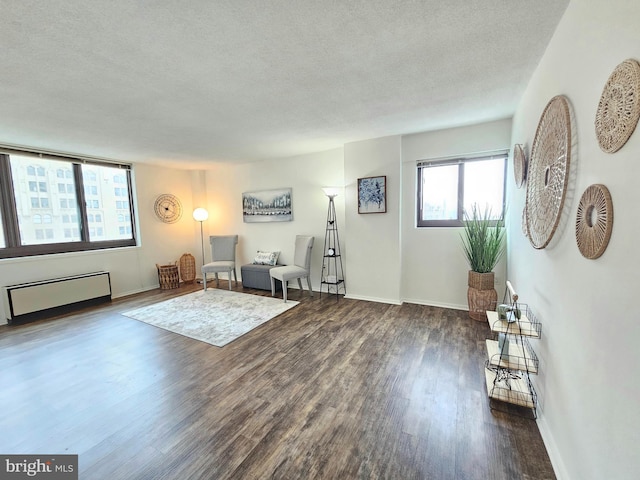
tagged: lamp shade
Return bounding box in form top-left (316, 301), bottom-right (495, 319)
top-left (192, 207), bottom-right (209, 222)
top-left (322, 187), bottom-right (340, 198)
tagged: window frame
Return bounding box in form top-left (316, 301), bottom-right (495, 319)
top-left (0, 148), bottom-right (137, 258)
top-left (416, 151), bottom-right (508, 228)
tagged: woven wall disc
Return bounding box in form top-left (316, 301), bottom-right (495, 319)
top-left (595, 59), bottom-right (640, 153)
top-left (525, 95), bottom-right (572, 249)
top-left (575, 184), bottom-right (613, 259)
top-left (513, 144), bottom-right (527, 188)
top-left (521, 206), bottom-right (528, 238)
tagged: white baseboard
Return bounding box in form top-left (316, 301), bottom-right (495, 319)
top-left (343, 293), bottom-right (402, 305)
top-left (111, 284), bottom-right (160, 299)
top-left (537, 412), bottom-right (568, 480)
top-left (402, 297), bottom-right (468, 311)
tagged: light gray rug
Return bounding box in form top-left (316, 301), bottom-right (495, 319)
top-left (122, 289), bottom-right (298, 347)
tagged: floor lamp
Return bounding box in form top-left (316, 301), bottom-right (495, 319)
top-left (321, 187), bottom-right (345, 299)
top-left (193, 207), bottom-right (209, 283)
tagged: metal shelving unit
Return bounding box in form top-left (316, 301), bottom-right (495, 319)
top-left (320, 193), bottom-right (345, 300)
top-left (484, 281), bottom-right (541, 417)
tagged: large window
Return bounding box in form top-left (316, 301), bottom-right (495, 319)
top-left (417, 152), bottom-right (507, 227)
top-left (0, 149), bottom-right (136, 258)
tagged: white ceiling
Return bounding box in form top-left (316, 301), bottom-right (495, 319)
top-left (2, 0), bottom-right (569, 169)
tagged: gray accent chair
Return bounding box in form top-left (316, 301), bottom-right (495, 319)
top-left (269, 235), bottom-right (314, 302)
top-left (202, 235), bottom-right (238, 291)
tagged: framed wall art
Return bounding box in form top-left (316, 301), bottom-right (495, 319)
top-left (242, 188), bottom-right (292, 223)
top-left (358, 176), bottom-right (386, 214)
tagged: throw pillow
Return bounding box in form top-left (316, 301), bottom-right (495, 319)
top-left (253, 250), bottom-right (280, 266)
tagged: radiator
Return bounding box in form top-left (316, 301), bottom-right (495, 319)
top-left (3, 271), bottom-right (111, 324)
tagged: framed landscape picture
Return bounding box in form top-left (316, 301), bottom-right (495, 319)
top-left (358, 176), bottom-right (386, 214)
top-left (242, 188), bottom-right (292, 223)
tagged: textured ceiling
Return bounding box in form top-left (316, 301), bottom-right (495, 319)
top-left (1, 0), bottom-right (569, 168)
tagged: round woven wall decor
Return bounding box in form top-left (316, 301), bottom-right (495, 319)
top-left (525, 95), bottom-right (572, 249)
top-left (513, 144), bottom-right (527, 188)
top-left (575, 184), bottom-right (613, 259)
top-left (595, 59), bottom-right (640, 153)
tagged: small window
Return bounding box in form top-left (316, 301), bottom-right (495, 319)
top-left (417, 152), bottom-right (507, 227)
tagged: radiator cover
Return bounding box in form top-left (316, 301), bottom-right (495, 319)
top-left (3, 271), bottom-right (111, 324)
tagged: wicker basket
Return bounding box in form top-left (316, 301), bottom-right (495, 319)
top-left (179, 253), bottom-right (196, 284)
top-left (467, 271), bottom-right (497, 322)
top-left (467, 287), bottom-right (497, 322)
top-left (468, 271), bottom-right (495, 291)
top-left (156, 262), bottom-right (179, 289)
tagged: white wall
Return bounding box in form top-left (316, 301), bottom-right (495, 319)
top-left (508, 1), bottom-right (640, 479)
top-left (7, 5), bottom-right (637, 476)
top-left (0, 163), bottom-right (203, 324)
top-left (200, 148), bottom-right (345, 292)
top-left (344, 136), bottom-right (402, 304)
top-left (401, 118), bottom-right (512, 309)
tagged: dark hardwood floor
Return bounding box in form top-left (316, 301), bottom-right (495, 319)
top-left (0, 282), bottom-right (555, 479)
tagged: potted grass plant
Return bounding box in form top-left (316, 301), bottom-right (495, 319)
top-left (461, 203), bottom-right (506, 321)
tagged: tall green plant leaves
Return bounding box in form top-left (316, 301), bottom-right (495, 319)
top-left (461, 204), bottom-right (505, 273)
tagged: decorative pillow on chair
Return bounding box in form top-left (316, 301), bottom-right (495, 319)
top-left (253, 250), bottom-right (280, 266)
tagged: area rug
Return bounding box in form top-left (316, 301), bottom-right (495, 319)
top-left (122, 289), bottom-right (298, 347)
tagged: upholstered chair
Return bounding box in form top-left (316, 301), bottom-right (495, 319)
top-left (202, 235), bottom-right (238, 291)
top-left (269, 235), bottom-right (314, 302)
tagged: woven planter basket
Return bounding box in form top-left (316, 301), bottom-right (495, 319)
top-left (156, 262), bottom-right (179, 289)
top-left (467, 271), bottom-right (497, 322)
top-left (468, 271), bottom-right (495, 291)
top-left (179, 253), bottom-right (196, 284)
top-left (467, 287), bottom-right (497, 322)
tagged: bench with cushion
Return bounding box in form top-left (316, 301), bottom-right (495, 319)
top-left (241, 263), bottom-right (283, 291)
top-left (241, 250), bottom-right (283, 291)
